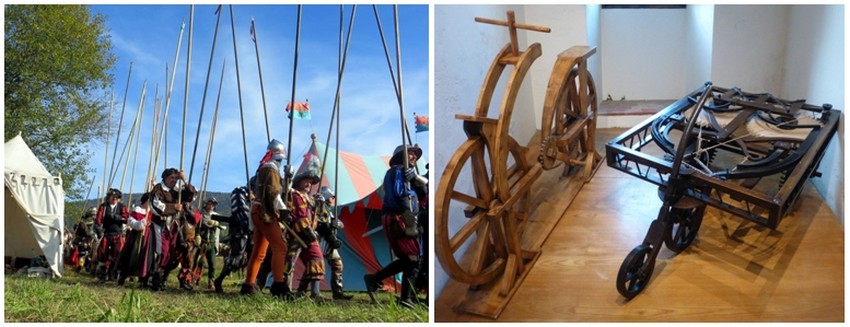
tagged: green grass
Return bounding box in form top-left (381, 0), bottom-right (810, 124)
top-left (5, 268), bottom-right (428, 322)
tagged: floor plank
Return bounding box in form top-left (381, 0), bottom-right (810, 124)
top-left (434, 128), bottom-right (844, 322)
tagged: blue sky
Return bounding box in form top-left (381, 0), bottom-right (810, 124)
top-left (85, 4), bottom-right (430, 200)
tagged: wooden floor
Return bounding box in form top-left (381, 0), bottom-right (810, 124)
top-left (435, 128), bottom-right (844, 322)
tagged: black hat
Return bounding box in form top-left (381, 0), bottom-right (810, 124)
top-left (292, 170), bottom-right (321, 186)
top-left (107, 188), bottom-right (122, 199)
top-left (389, 144), bottom-right (422, 166)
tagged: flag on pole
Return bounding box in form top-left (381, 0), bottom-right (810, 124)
top-left (250, 20), bottom-right (256, 43)
top-left (286, 99), bottom-right (311, 120)
top-left (414, 114), bottom-right (429, 133)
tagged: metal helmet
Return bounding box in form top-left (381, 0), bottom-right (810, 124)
top-left (389, 144), bottom-right (423, 166)
top-left (205, 197), bottom-right (218, 206)
top-left (320, 186), bottom-right (335, 200)
top-left (267, 139), bottom-right (286, 162)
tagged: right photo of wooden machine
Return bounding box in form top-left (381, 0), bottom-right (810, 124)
top-left (432, 4), bottom-right (843, 322)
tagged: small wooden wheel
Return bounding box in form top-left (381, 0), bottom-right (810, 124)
top-left (663, 205), bottom-right (706, 253)
top-left (616, 244), bottom-right (655, 299)
top-left (435, 136), bottom-right (531, 286)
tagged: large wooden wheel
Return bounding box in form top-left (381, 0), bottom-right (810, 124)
top-left (538, 46), bottom-right (599, 177)
top-left (435, 134), bottom-right (533, 286)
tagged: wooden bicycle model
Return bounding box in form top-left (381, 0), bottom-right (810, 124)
top-left (435, 11), bottom-right (601, 318)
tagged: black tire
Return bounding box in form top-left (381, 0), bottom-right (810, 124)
top-left (663, 205), bottom-right (705, 253)
top-left (616, 244), bottom-right (655, 300)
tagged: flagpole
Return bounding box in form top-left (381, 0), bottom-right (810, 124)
top-left (251, 17), bottom-right (271, 142)
top-left (229, 5), bottom-right (250, 187)
top-left (188, 5), bottom-right (222, 185)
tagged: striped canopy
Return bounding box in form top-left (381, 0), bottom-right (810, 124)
top-left (294, 134), bottom-right (426, 209)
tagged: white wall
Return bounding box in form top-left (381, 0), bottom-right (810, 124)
top-left (586, 4), bottom-right (602, 100)
top-left (434, 3), bottom-right (524, 300)
top-left (523, 5), bottom-right (589, 130)
top-left (711, 6), bottom-right (789, 92)
top-left (685, 5), bottom-right (714, 87)
top-left (781, 5), bottom-right (844, 225)
top-left (600, 7), bottom-right (689, 99)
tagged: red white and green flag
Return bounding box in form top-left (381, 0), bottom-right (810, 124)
top-left (286, 99), bottom-right (311, 120)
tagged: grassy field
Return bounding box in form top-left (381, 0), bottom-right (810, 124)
top-left (5, 267), bottom-right (428, 322)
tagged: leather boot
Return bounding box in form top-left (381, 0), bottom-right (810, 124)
top-left (333, 291), bottom-right (354, 300)
top-left (310, 280), bottom-right (329, 301)
top-left (240, 282), bottom-right (257, 295)
top-left (270, 281), bottom-right (293, 300)
top-left (150, 271), bottom-right (163, 291)
top-left (363, 274), bottom-right (379, 304)
top-left (213, 277), bottom-right (224, 294)
top-left (296, 278), bottom-right (309, 297)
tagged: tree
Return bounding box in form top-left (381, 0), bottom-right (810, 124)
top-left (5, 5), bottom-right (116, 200)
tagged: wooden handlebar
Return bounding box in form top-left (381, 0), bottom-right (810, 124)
top-left (474, 16), bottom-right (551, 33)
top-left (474, 10), bottom-right (551, 57)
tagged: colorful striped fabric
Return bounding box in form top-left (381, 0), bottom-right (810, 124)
top-left (295, 138), bottom-right (426, 209)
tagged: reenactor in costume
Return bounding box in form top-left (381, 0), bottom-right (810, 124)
top-left (364, 144), bottom-right (427, 308)
top-left (116, 193), bottom-right (155, 287)
top-left (303, 186), bottom-right (353, 300)
top-left (414, 164), bottom-right (429, 302)
top-left (192, 197), bottom-right (226, 289)
top-left (94, 188), bottom-right (129, 283)
top-left (213, 186), bottom-right (253, 293)
top-left (241, 139), bottom-right (292, 299)
top-left (149, 168), bottom-right (197, 291)
top-left (70, 209), bottom-right (96, 272)
top-left (287, 169), bottom-right (326, 300)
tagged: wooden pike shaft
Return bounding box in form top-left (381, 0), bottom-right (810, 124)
top-left (285, 5), bottom-right (303, 181)
top-left (120, 82), bottom-right (147, 196)
top-left (80, 175), bottom-right (96, 217)
top-left (251, 17), bottom-right (271, 141)
top-left (372, 5), bottom-right (415, 152)
top-left (108, 63), bottom-right (133, 188)
top-left (102, 89), bottom-right (114, 201)
top-left (320, 5), bottom-right (356, 184)
top-left (189, 5), bottom-right (222, 184)
top-left (200, 61), bottom-right (226, 203)
top-left (127, 82), bottom-right (148, 205)
top-left (146, 86), bottom-right (161, 193)
top-left (229, 5), bottom-right (250, 186)
top-left (179, 5), bottom-right (195, 206)
top-left (154, 19), bottom-right (186, 181)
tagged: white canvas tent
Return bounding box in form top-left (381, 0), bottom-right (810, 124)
top-left (4, 134), bottom-right (65, 276)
